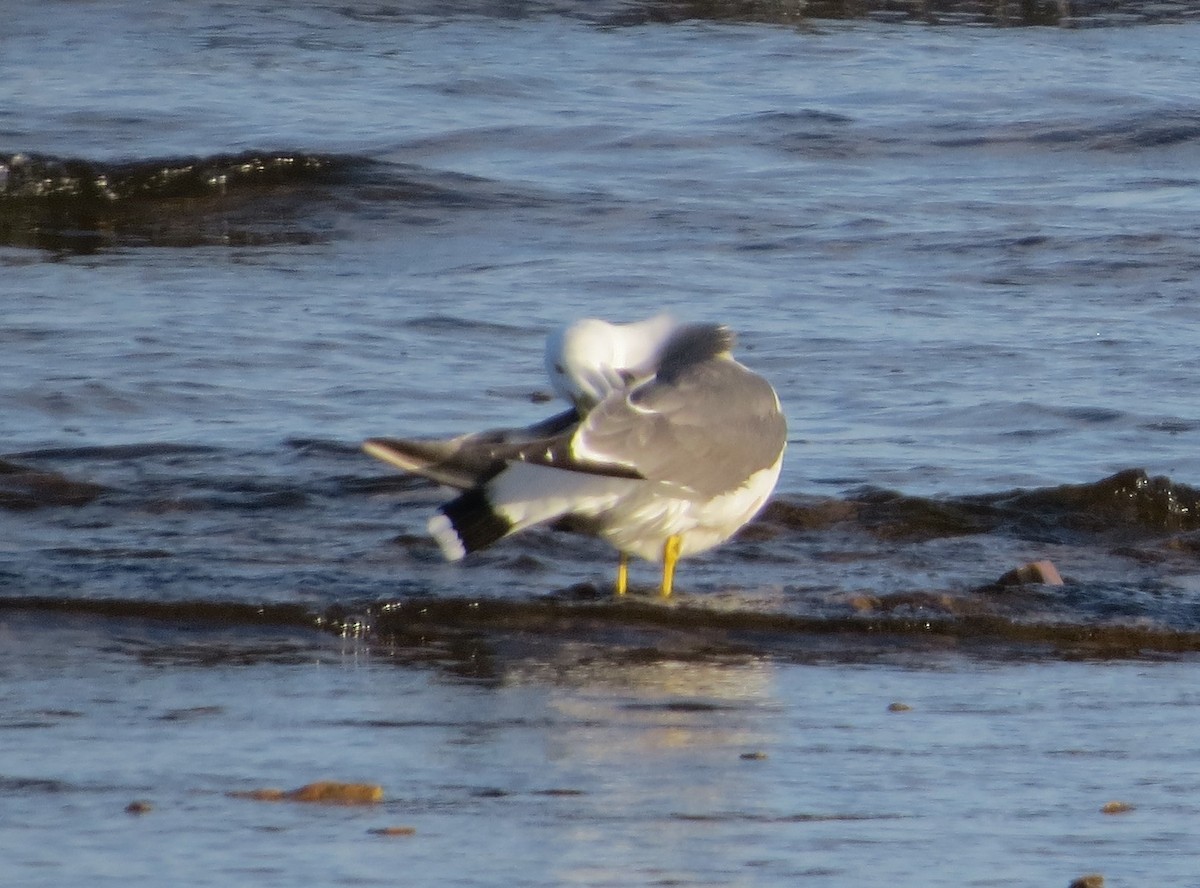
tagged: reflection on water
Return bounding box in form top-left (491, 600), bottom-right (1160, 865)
top-left (543, 656), bottom-right (775, 761)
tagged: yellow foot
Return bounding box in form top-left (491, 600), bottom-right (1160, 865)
top-left (660, 535), bottom-right (682, 598)
top-left (615, 552), bottom-right (629, 597)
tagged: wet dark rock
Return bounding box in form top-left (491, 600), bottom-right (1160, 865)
top-left (887, 702), bottom-right (913, 712)
top-left (992, 560), bottom-right (1064, 589)
top-left (1069, 875), bottom-right (1105, 888)
top-left (125, 800), bottom-right (154, 815)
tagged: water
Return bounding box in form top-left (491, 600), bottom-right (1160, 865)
top-left (3, 1), bottom-right (1200, 884)
top-left (4, 610), bottom-right (1200, 887)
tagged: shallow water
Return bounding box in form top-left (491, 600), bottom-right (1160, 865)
top-left (3, 610), bottom-right (1199, 887)
top-left (4, 1), bottom-right (1200, 884)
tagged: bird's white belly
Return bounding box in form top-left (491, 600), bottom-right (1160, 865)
top-left (596, 456), bottom-right (784, 563)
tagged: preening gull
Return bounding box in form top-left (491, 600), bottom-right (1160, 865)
top-left (363, 319), bottom-right (786, 596)
top-left (544, 312), bottom-right (680, 411)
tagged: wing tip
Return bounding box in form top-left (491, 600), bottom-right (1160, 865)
top-left (362, 438), bottom-right (414, 470)
top-left (428, 513), bottom-right (468, 561)
top-left (431, 488), bottom-right (513, 559)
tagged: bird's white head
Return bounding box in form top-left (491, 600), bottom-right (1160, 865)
top-left (545, 312), bottom-right (679, 410)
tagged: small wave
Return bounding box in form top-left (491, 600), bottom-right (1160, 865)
top-left (405, 314), bottom-right (535, 336)
top-left (7, 447), bottom-right (1200, 651)
top-left (0, 150), bottom-right (362, 251)
top-left (0, 595), bottom-right (315, 629)
top-left (755, 469), bottom-right (1200, 543)
top-left (5, 592), bottom-right (1200, 666)
top-left (0, 151), bottom-right (362, 203)
top-left (0, 776), bottom-right (74, 795)
top-left (10, 439), bottom-right (1200, 539)
top-left (10, 443), bottom-right (221, 462)
top-left (932, 110), bottom-right (1200, 154)
top-left (987, 469), bottom-right (1200, 537)
top-left (359, 592), bottom-right (1200, 661)
top-left (731, 109), bottom-right (869, 161)
top-left (608, 0), bottom-right (1200, 25)
top-left (317, 0), bottom-right (1196, 25)
top-left (0, 151), bottom-right (541, 252)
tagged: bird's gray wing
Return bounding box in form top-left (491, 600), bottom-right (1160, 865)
top-left (572, 358), bottom-right (786, 500)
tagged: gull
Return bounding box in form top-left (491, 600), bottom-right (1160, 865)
top-left (363, 319), bottom-right (786, 596)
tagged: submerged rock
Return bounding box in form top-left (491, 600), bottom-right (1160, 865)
top-left (992, 560), bottom-right (1065, 589)
top-left (369, 826), bottom-right (417, 837)
top-left (0, 459), bottom-right (105, 510)
top-left (229, 781), bottom-right (383, 805)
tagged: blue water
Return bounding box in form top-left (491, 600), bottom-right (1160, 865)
top-left (4, 3), bottom-right (1200, 885)
top-left (6, 10), bottom-right (1200, 494)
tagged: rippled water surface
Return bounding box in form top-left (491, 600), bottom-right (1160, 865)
top-left (3, 1), bottom-right (1200, 884)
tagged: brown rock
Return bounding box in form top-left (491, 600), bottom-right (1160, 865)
top-left (887, 702), bottom-right (912, 712)
top-left (285, 781), bottom-right (383, 804)
top-left (848, 594), bottom-right (880, 613)
top-left (1100, 800), bottom-right (1134, 815)
top-left (994, 560), bottom-right (1064, 588)
top-left (125, 800), bottom-right (154, 815)
top-left (1068, 875), bottom-right (1104, 888)
top-left (228, 788), bottom-right (287, 802)
top-left (229, 781), bottom-right (383, 805)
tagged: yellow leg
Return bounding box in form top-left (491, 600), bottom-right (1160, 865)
top-left (660, 535), bottom-right (682, 598)
top-left (615, 552), bottom-right (629, 596)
